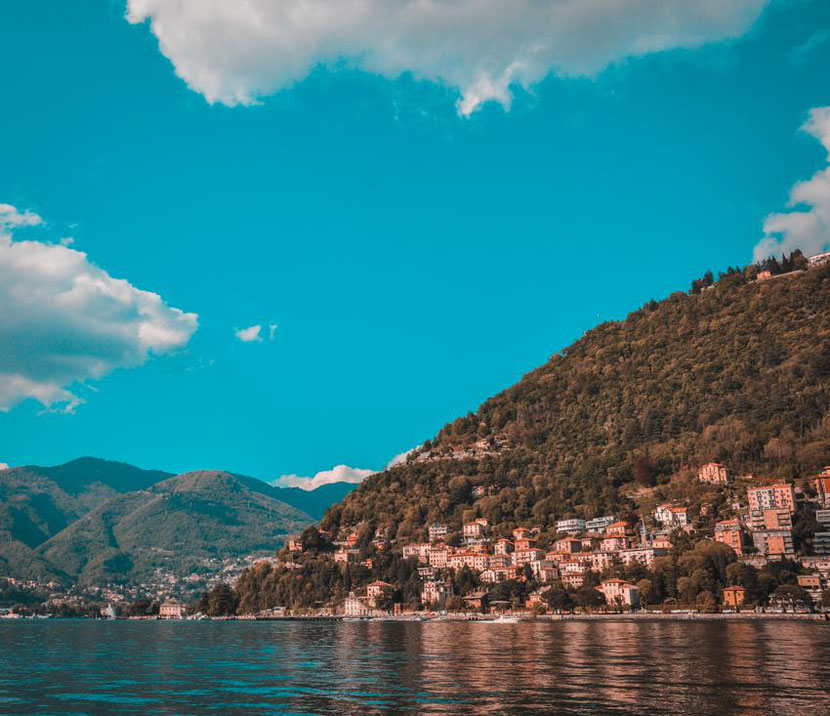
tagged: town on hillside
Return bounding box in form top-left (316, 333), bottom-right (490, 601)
top-left (181, 462), bottom-right (830, 620)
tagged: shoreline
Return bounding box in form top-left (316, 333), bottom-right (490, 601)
top-left (3, 612), bottom-right (827, 623)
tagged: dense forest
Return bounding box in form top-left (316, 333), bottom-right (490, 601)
top-left (318, 253), bottom-right (830, 541)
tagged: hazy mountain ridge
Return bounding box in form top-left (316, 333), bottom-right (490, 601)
top-left (0, 458), bottom-right (354, 583)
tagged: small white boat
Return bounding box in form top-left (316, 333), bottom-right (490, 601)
top-left (487, 615), bottom-right (519, 624)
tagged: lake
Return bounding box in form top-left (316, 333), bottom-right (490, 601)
top-left (2, 619), bottom-right (830, 714)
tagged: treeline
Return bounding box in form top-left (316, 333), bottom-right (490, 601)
top-left (690, 249), bottom-right (809, 294)
top-left (207, 533), bottom-right (822, 615)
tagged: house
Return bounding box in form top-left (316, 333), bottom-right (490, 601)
top-left (513, 548), bottom-right (546, 566)
top-left (553, 536), bottom-right (582, 553)
top-left (512, 527), bottom-right (534, 541)
top-left (532, 560), bottom-right (560, 583)
top-left (345, 533), bottom-right (360, 548)
top-left (756, 269), bottom-right (773, 280)
top-left (605, 521), bottom-right (630, 537)
top-left (814, 468), bottom-right (830, 506)
top-left (722, 585), bottom-right (746, 608)
top-left (334, 549), bottom-right (358, 564)
top-left (747, 484), bottom-right (795, 514)
top-left (462, 590), bottom-right (489, 613)
top-left (285, 536), bottom-right (302, 552)
top-left (402, 543), bottom-right (431, 562)
top-left (590, 552), bottom-right (614, 572)
top-left (600, 536), bottom-right (629, 552)
top-left (527, 590), bottom-right (547, 609)
top-left (366, 581), bottom-right (394, 607)
top-left (653, 505), bottom-right (688, 529)
top-left (463, 519), bottom-right (488, 542)
top-left (159, 600), bottom-right (186, 619)
top-left (585, 515), bottom-right (616, 532)
top-left (487, 554), bottom-right (513, 569)
top-left (421, 580), bottom-right (451, 607)
top-left (747, 508), bottom-right (792, 531)
top-left (714, 519), bottom-right (749, 556)
top-left (618, 547), bottom-right (666, 568)
top-left (556, 518), bottom-right (586, 534)
top-left (752, 529), bottom-right (795, 557)
top-left (343, 591), bottom-right (370, 617)
top-left (562, 571), bottom-right (585, 589)
top-left (494, 538), bottom-right (514, 555)
top-left (808, 250), bottom-right (830, 266)
top-left (599, 579), bottom-right (639, 608)
top-left (480, 565), bottom-right (523, 583)
top-left (448, 551), bottom-right (489, 571)
top-left (698, 462), bottom-right (730, 484)
top-left (428, 523), bottom-right (448, 542)
top-left (428, 545), bottom-right (449, 568)
top-left (514, 537), bottom-right (538, 551)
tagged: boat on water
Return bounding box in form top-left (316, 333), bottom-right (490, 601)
top-left (487, 615), bottom-right (519, 624)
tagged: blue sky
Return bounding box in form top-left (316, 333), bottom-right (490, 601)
top-left (1, 0), bottom-right (829, 485)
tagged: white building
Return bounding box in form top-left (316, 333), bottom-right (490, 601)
top-left (344, 592), bottom-right (370, 617)
top-left (556, 518), bottom-right (586, 534)
top-left (599, 579), bottom-right (640, 608)
top-left (585, 516), bottom-right (616, 531)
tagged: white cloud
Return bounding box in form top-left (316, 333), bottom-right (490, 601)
top-left (0, 204), bottom-right (198, 412)
top-left (0, 463), bottom-right (9, 471)
top-left (235, 324), bottom-right (263, 343)
top-left (126, 0), bottom-right (767, 116)
top-left (273, 464), bottom-right (375, 491)
top-left (386, 446), bottom-right (419, 468)
top-left (754, 106), bottom-right (830, 262)
top-left (235, 323), bottom-right (277, 343)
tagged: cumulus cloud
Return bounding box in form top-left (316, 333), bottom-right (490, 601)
top-left (0, 463), bottom-right (9, 471)
top-left (235, 323), bottom-right (278, 343)
top-left (0, 204), bottom-right (198, 412)
top-left (126, 0), bottom-right (767, 115)
top-left (386, 446), bottom-right (419, 468)
top-left (273, 464), bottom-right (376, 491)
top-left (235, 325), bottom-right (263, 343)
top-left (754, 107), bottom-right (830, 262)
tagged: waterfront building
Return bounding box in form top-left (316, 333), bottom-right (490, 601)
top-left (344, 591), bottom-right (370, 617)
top-left (159, 600), bottom-right (186, 619)
top-left (366, 581), bottom-right (393, 607)
top-left (421, 580), bottom-right (451, 607)
top-left (599, 579), bottom-right (639, 608)
top-left (722, 586), bottom-right (746, 608)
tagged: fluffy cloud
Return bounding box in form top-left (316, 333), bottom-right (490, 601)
top-left (126, 0), bottom-right (767, 115)
top-left (235, 325), bottom-right (263, 343)
top-left (0, 204), bottom-right (198, 412)
top-left (0, 463), bottom-right (9, 471)
top-left (273, 464), bottom-right (376, 491)
top-left (754, 107), bottom-right (830, 262)
top-left (235, 323), bottom-right (278, 343)
top-left (386, 446), bottom-right (419, 468)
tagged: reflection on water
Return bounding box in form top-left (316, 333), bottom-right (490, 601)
top-left (2, 620), bottom-right (830, 714)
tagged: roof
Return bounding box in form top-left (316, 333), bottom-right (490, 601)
top-left (367, 580), bottom-right (393, 587)
top-left (722, 585), bottom-right (746, 592)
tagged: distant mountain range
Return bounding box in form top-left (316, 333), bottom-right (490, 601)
top-left (0, 457), bottom-right (357, 584)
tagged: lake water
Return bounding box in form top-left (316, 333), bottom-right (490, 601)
top-left (2, 619), bottom-right (830, 714)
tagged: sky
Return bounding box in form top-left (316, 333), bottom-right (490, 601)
top-left (0, 0), bottom-right (829, 488)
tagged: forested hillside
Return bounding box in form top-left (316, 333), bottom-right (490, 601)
top-left (322, 259), bottom-right (830, 541)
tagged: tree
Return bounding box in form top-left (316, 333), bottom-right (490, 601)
top-left (542, 583), bottom-right (573, 612)
top-left (633, 455), bottom-right (656, 487)
top-left (206, 583), bottom-right (238, 616)
top-left (574, 584), bottom-right (605, 610)
top-left (636, 579), bottom-right (654, 607)
top-left (771, 585), bottom-right (813, 611)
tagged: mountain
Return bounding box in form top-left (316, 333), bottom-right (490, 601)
top-left (37, 471), bottom-right (313, 584)
top-left (320, 259), bottom-right (830, 539)
top-left (0, 457), bottom-right (173, 580)
top-left (272, 483), bottom-right (358, 520)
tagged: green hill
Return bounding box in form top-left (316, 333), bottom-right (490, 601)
top-left (321, 261), bottom-right (830, 540)
top-left (272, 483), bottom-right (358, 520)
top-left (38, 471), bottom-right (313, 584)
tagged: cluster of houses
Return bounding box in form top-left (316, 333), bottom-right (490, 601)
top-left (280, 462), bottom-right (830, 615)
top-left (400, 515), bottom-right (666, 610)
top-left (705, 462), bottom-right (830, 606)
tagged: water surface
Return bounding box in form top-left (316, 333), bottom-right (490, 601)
top-left (2, 620), bottom-right (830, 714)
